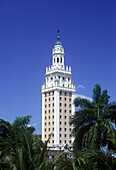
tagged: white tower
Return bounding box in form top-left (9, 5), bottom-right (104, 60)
top-left (42, 30), bottom-right (76, 147)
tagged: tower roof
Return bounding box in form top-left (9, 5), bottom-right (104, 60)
top-left (55, 30), bottom-right (62, 46)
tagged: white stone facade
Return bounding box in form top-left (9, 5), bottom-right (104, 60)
top-left (42, 31), bottom-right (76, 147)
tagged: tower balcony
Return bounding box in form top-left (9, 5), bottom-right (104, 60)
top-left (45, 65), bottom-right (71, 75)
top-left (42, 82), bottom-right (75, 92)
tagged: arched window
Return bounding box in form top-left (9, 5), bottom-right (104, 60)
top-left (57, 58), bottom-right (59, 63)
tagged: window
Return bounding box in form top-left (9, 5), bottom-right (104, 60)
top-left (45, 116), bottom-right (47, 120)
top-left (45, 105), bottom-right (47, 108)
top-left (60, 97), bottom-right (62, 100)
top-left (49, 116), bottom-right (50, 119)
top-left (65, 140), bottom-right (66, 143)
top-left (61, 57), bottom-right (62, 63)
top-left (49, 128), bottom-right (50, 131)
top-left (45, 110), bottom-right (47, 114)
top-left (52, 122), bottom-right (54, 125)
top-left (60, 109), bottom-right (62, 112)
top-left (65, 104), bottom-right (66, 107)
top-left (60, 115), bottom-right (62, 118)
top-left (49, 122), bottom-right (50, 125)
top-left (69, 104), bottom-right (71, 108)
top-left (63, 77), bottom-right (65, 80)
top-left (60, 140), bottom-right (62, 143)
top-left (60, 128), bottom-right (62, 131)
top-left (65, 98), bottom-right (66, 101)
top-left (49, 104), bottom-right (50, 107)
top-left (49, 98), bottom-right (50, 101)
top-left (69, 98), bottom-right (71, 102)
top-left (69, 128), bottom-right (71, 131)
top-left (63, 84), bottom-right (64, 87)
top-left (45, 135), bottom-right (46, 138)
top-left (69, 110), bottom-right (71, 114)
top-left (53, 103), bottom-right (54, 106)
top-left (45, 128), bottom-right (46, 131)
top-left (65, 122), bottom-right (67, 125)
top-left (49, 92), bottom-right (50, 96)
top-left (52, 140), bottom-right (54, 143)
top-left (57, 58), bottom-right (59, 62)
top-left (49, 110), bottom-right (50, 113)
top-left (60, 121), bottom-right (62, 125)
top-left (45, 99), bottom-right (47, 102)
top-left (68, 78), bottom-right (70, 81)
top-left (60, 103), bottom-right (62, 106)
top-left (60, 134), bottom-right (62, 137)
top-left (53, 109), bottom-right (54, 113)
top-left (54, 58), bottom-right (55, 63)
top-left (51, 77), bottom-right (53, 80)
top-left (69, 134), bottom-right (71, 138)
top-left (69, 92), bottom-right (72, 96)
top-left (45, 122), bottom-right (46, 126)
top-left (65, 110), bottom-right (66, 113)
top-left (64, 128), bottom-right (66, 131)
top-left (65, 116), bottom-right (66, 119)
top-left (53, 97), bottom-right (54, 100)
top-left (52, 128), bottom-right (54, 131)
top-left (65, 92), bottom-right (67, 96)
top-left (60, 91), bottom-right (62, 95)
top-left (53, 134), bottom-right (54, 137)
top-left (69, 140), bottom-right (71, 144)
top-left (65, 134), bottom-right (66, 137)
top-left (52, 115), bottom-right (54, 119)
top-left (69, 116), bottom-right (71, 119)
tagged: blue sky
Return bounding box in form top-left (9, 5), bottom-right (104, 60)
top-left (0, 0), bottom-right (116, 134)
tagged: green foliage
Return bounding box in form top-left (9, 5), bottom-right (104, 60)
top-left (71, 84), bottom-right (116, 150)
top-left (0, 115), bottom-right (52, 170)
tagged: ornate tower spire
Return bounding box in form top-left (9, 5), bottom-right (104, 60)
top-left (52, 30), bottom-right (64, 67)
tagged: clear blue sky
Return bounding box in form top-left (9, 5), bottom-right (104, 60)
top-left (0, 0), bottom-right (116, 134)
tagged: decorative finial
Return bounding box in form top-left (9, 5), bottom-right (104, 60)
top-left (57, 29), bottom-right (60, 42)
top-left (57, 29), bottom-right (60, 34)
top-left (55, 29), bottom-right (61, 45)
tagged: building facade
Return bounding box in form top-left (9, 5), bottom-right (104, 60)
top-left (42, 31), bottom-right (76, 147)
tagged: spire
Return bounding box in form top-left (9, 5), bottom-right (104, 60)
top-left (55, 30), bottom-right (62, 45)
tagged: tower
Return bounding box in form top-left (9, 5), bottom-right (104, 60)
top-left (42, 30), bottom-right (76, 147)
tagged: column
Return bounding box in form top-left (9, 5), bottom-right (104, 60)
top-left (54, 90), bottom-right (59, 145)
top-left (42, 93), bottom-right (45, 141)
top-left (72, 92), bottom-right (75, 143)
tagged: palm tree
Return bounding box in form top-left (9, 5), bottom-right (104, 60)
top-left (71, 84), bottom-right (115, 150)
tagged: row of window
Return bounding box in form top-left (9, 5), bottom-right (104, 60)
top-left (45, 97), bottom-right (71, 102)
top-left (45, 127), bottom-right (71, 132)
top-left (45, 97), bottom-right (54, 102)
top-left (45, 115), bottom-right (71, 120)
top-left (45, 120), bottom-right (71, 126)
top-left (45, 110), bottom-right (71, 114)
top-left (45, 104), bottom-right (71, 108)
top-left (45, 134), bottom-right (71, 138)
top-left (45, 109), bottom-right (71, 114)
top-left (60, 91), bottom-right (72, 96)
top-left (44, 91), bottom-right (72, 97)
top-left (47, 140), bottom-right (72, 144)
